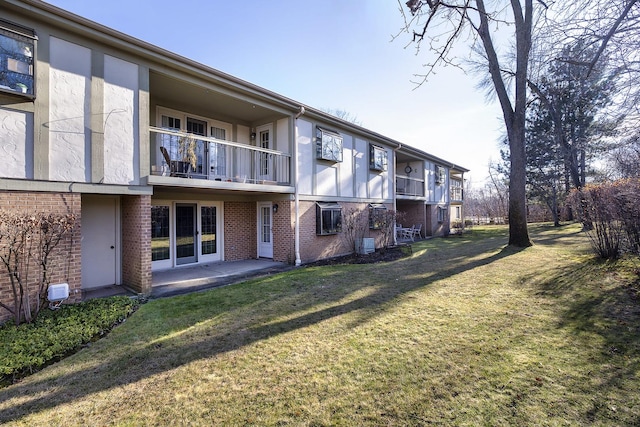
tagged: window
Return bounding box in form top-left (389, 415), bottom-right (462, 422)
top-left (201, 206), bottom-right (217, 255)
top-left (151, 206), bottom-right (170, 261)
top-left (316, 127), bottom-right (343, 162)
top-left (368, 203), bottom-right (387, 229)
top-left (0, 19), bottom-right (36, 97)
top-left (316, 202), bottom-right (342, 235)
top-left (436, 166), bottom-right (446, 184)
top-left (210, 125), bottom-right (227, 177)
top-left (369, 144), bottom-right (388, 171)
top-left (437, 206), bottom-right (447, 223)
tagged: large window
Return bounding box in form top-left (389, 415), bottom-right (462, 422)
top-left (316, 127), bottom-right (343, 162)
top-left (316, 202), bottom-right (342, 235)
top-left (369, 144), bottom-right (388, 171)
top-left (0, 19), bottom-right (36, 97)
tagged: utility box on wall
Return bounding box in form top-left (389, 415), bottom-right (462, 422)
top-left (356, 238), bottom-right (375, 255)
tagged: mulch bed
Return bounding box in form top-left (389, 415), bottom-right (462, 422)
top-left (305, 244), bottom-right (412, 267)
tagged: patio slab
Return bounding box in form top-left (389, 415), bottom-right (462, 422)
top-left (82, 259), bottom-right (293, 301)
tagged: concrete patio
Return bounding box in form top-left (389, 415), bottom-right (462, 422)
top-left (83, 259), bottom-right (293, 301)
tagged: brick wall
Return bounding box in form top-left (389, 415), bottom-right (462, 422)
top-left (426, 204), bottom-right (448, 237)
top-left (0, 191), bottom-right (81, 324)
top-left (272, 200), bottom-right (295, 264)
top-left (397, 202), bottom-right (427, 238)
top-left (299, 201), bottom-right (374, 263)
top-left (224, 201), bottom-right (257, 261)
top-left (121, 195), bottom-right (151, 294)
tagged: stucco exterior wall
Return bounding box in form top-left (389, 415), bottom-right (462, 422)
top-left (0, 107), bottom-right (33, 179)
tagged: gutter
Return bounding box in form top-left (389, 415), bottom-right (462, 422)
top-left (392, 144), bottom-right (402, 246)
top-left (293, 106), bottom-right (305, 266)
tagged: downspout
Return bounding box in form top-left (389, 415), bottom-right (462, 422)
top-left (293, 106), bottom-right (305, 266)
top-left (392, 144), bottom-right (402, 246)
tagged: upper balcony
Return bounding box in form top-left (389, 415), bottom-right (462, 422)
top-left (396, 175), bottom-right (425, 197)
top-left (450, 177), bottom-right (464, 203)
top-left (149, 127), bottom-right (291, 190)
top-left (147, 70), bottom-right (295, 192)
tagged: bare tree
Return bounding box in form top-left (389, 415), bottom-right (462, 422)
top-left (399, 0), bottom-right (536, 247)
top-left (321, 108), bottom-right (363, 126)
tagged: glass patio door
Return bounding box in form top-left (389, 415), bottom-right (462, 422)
top-left (176, 203), bottom-right (197, 265)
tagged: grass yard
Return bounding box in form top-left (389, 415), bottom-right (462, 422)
top-left (1, 224), bottom-right (639, 426)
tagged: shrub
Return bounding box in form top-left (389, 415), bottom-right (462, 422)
top-left (569, 179), bottom-right (640, 259)
top-left (0, 296), bottom-right (139, 385)
top-left (0, 211), bottom-right (77, 325)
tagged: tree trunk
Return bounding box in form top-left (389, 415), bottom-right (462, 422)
top-left (476, 0), bottom-right (533, 247)
top-left (507, 121), bottom-right (533, 246)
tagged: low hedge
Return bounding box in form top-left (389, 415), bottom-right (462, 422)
top-left (0, 296), bottom-right (139, 386)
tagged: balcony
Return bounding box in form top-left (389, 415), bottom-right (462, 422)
top-left (450, 179), bottom-right (463, 202)
top-left (396, 176), bottom-right (424, 197)
top-left (150, 127), bottom-right (291, 187)
top-left (451, 187), bottom-right (463, 202)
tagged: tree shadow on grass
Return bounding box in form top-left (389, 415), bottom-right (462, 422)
top-left (534, 258), bottom-right (640, 424)
top-left (0, 232), bottom-right (521, 423)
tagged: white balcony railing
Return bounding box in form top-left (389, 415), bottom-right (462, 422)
top-left (451, 187), bottom-right (463, 202)
top-left (150, 127), bottom-right (291, 185)
top-left (396, 176), bottom-right (424, 197)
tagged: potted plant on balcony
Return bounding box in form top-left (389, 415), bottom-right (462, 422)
top-left (178, 136), bottom-right (198, 172)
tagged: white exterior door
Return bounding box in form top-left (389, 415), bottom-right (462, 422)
top-left (81, 196), bottom-right (118, 288)
top-left (257, 202), bottom-right (273, 259)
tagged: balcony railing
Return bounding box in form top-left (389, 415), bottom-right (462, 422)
top-left (150, 127), bottom-right (291, 185)
top-left (396, 176), bottom-right (424, 197)
top-left (451, 187), bottom-right (463, 202)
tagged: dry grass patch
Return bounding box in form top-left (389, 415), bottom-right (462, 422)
top-left (1, 223), bottom-right (639, 426)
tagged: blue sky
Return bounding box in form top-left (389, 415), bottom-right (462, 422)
top-left (44, 0), bottom-right (505, 187)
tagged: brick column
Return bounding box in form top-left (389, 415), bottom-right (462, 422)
top-left (121, 195), bottom-right (151, 294)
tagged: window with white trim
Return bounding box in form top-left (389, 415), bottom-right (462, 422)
top-left (0, 19), bottom-right (36, 97)
top-left (437, 206), bottom-right (447, 223)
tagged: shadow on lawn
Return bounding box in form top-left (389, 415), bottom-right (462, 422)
top-left (536, 258), bottom-right (640, 424)
top-left (0, 231), bottom-right (519, 422)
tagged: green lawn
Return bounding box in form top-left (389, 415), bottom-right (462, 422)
top-left (1, 224), bottom-right (639, 426)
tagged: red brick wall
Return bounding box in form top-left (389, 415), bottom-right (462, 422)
top-left (273, 200), bottom-right (295, 264)
top-left (0, 191), bottom-right (81, 324)
top-left (426, 204), bottom-right (447, 237)
top-left (298, 201), bottom-right (381, 263)
top-left (397, 202), bottom-right (427, 237)
top-left (224, 201), bottom-right (257, 261)
top-left (121, 195), bottom-right (152, 294)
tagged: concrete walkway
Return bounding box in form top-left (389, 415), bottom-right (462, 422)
top-left (83, 259), bottom-right (293, 301)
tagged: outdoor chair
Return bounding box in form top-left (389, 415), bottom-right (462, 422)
top-left (412, 224), bottom-right (422, 240)
top-left (160, 146), bottom-right (177, 177)
top-left (402, 225), bottom-right (415, 241)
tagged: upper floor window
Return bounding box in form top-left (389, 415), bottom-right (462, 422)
top-left (0, 19), bottom-right (36, 97)
top-left (369, 144), bottom-right (388, 171)
top-left (435, 166), bottom-right (446, 185)
top-left (316, 127), bottom-right (343, 162)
